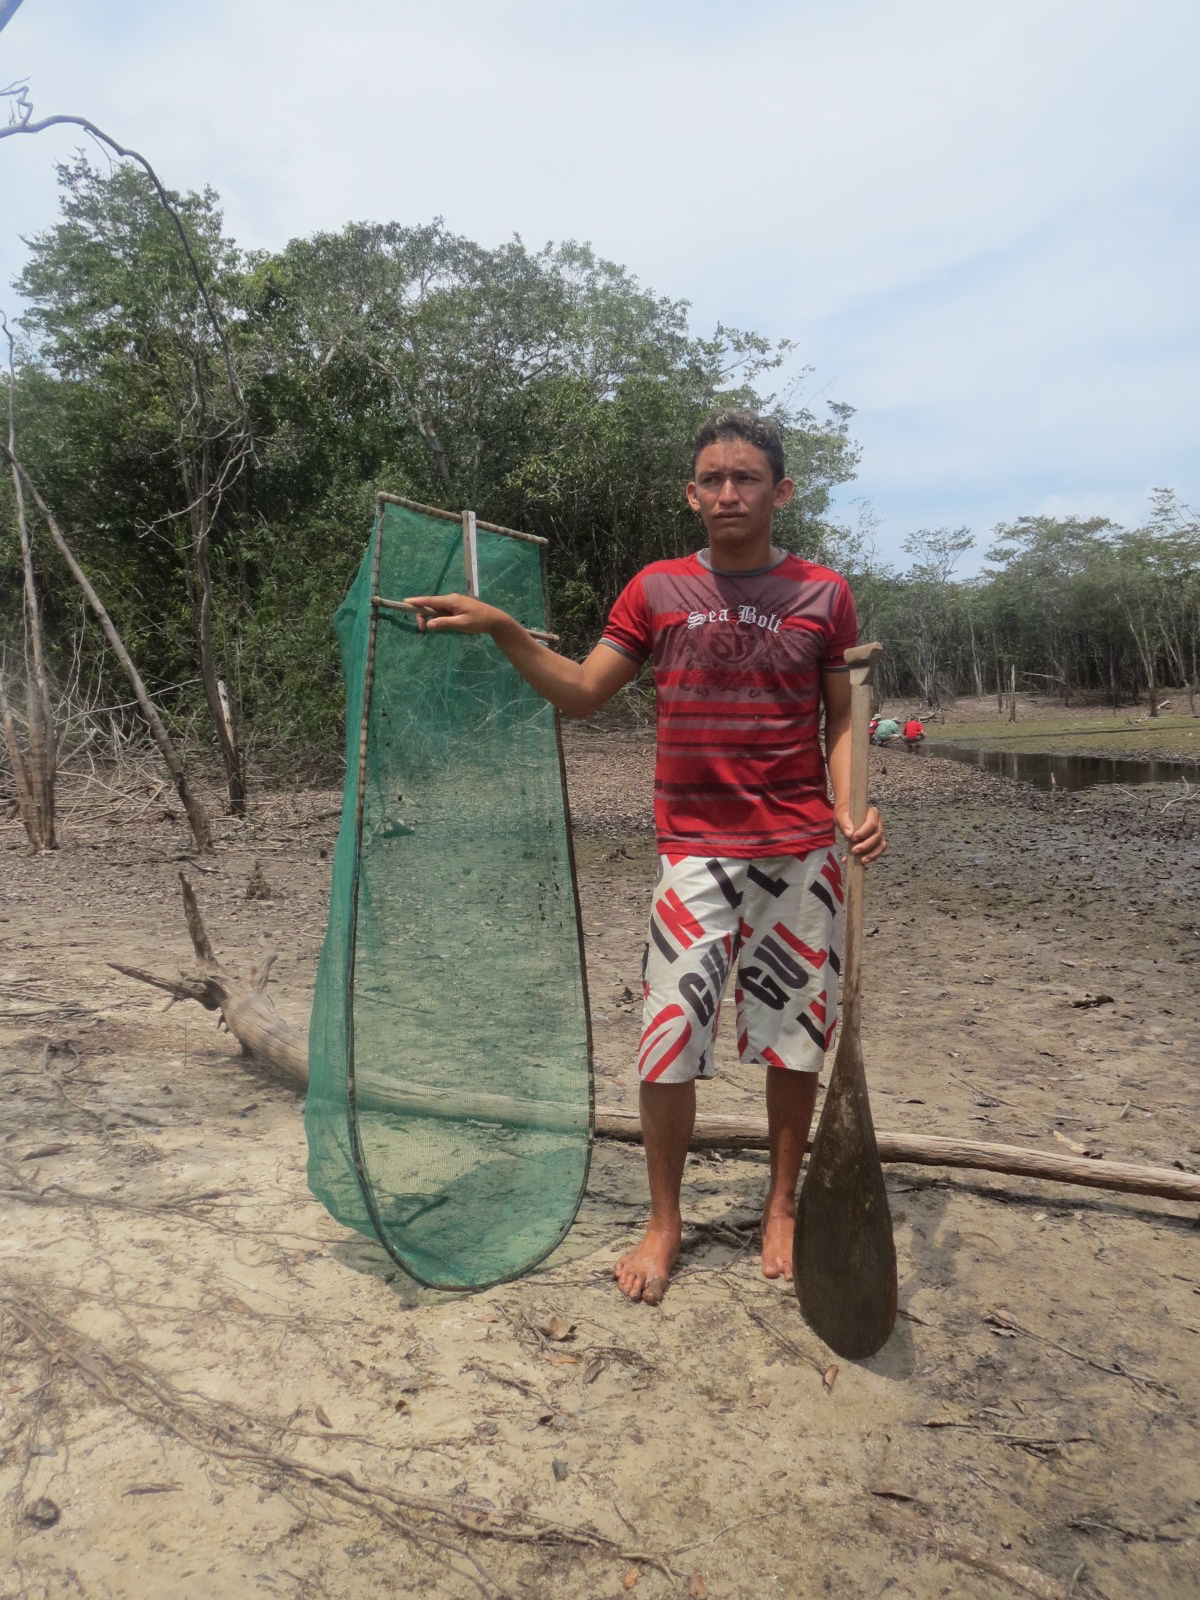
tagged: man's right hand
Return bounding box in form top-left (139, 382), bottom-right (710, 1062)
top-left (403, 593), bottom-right (510, 636)
top-left (401, 593), bottom-right (639, 718)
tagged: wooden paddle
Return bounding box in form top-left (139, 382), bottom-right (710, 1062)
top-left (793, 640), bottom-right (898, 1360)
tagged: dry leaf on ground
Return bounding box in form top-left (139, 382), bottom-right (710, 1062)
top-left (24, 1498), bottom-right (60, 1528)
top-left (1052, 1129), bottom-right (1103, 1158)
top-left (540, 1315), bottom-right (576, 1341)
top-left (1052, 1129), bottom-right (1088, 1155)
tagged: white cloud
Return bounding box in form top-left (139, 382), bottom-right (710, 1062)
top-left (1, 0), bottom-right (1197, 563)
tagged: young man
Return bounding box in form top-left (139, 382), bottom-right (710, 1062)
top-left (405, 408), bottom-right (886, 1305)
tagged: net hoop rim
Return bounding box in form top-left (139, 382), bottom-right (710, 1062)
top-left (376, 493), bottom-right (549, 546)
top-left (343, 500), bottom-right (594, 1292)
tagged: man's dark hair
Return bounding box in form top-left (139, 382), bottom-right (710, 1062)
top-left (692, 408), bottom-right (787, 484)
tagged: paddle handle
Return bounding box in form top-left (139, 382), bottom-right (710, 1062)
top-left (840, 642), bottom-right (883, 1032)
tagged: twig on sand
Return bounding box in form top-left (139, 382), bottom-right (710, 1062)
top-left (870, 1502), bottom-right (1103, 1600)
top-left (1, 1280), bottom-right (678, 1594)
top-left (680, 1215), bottom-right (760, 1257)
top-left (912, 1417), bottom-right (1092, 1459)
top-left (461, 1359), bottom-right (552, 1413)
top-left (670, 1510), bottom-right (772, 1557)
top-left (1160, 776), bottom-right (1196, 812)
top-left (1068, 1513), bottom-right (1186, 1545)
top-left (984, 1311), bottom-right (1176, 1397)
top-left (725, 1280), bottom-right (828, 1379)
top-left (0, 1163), bottom-right (332, 1246)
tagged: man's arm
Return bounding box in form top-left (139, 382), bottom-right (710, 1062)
top-left (402, 592), bottom-right (639, 718)
top-left (821, 668), bottom-right (887, 864)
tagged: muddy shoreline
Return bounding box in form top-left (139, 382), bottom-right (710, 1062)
top-left (2, 733), bottom-right (1198, 1597)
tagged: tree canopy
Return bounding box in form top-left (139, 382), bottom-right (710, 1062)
top-left (837, 502), bottom-right (1200, 714)
top-left (2, 158), bottom-right (859, 765)
top-left (2, 157), bottom-right (1196, 785)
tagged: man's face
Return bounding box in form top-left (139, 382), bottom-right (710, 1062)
top-left (686, 438), bottom-right (795, 547)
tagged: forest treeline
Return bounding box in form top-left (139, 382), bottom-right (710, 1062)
top-left (851, 505), bottom-right (1199, 715)
top-left (2, 158), bottom-right (1198, 796)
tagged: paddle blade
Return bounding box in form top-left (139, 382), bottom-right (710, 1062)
top-left (794, 1029), bottom-right (898, 1360)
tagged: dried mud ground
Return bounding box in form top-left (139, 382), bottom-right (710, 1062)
top-left (2, 730), bottom-right (1199, 1600)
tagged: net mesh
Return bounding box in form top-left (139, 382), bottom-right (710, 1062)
top-left (306, 497), bottom-right (593, 1289)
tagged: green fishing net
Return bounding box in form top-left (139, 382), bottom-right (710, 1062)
top-left (306, 496), bottom-right (594, 1289)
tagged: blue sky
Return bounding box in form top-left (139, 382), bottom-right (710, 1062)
top-left (2, 0), bottom-right (1197, 570)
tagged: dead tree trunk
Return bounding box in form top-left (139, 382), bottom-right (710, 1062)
top-left (0, 672), bottom-right (38, 840)
top-left (1122, 598), bottom-right (1161, 719)
top-left (112, 875), bottom-right (305, 1075)
top-left (968, 618), bottom-right (983, 701)
top-left (0, 107), bottom-right (254, 823)
top-left (180, 428), bottom-right (246, 816)
top-left (3, 447), bottom-right (214, 853)
top-left (2, 312), bottom-right (56, 850)
top-left (112, 877), bottom-right (1200, 1209)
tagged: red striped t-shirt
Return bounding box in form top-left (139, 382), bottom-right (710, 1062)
top-left (601, 550), bottom-right (857, 857)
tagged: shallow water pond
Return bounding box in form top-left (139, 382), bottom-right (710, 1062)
top-left (924, 742), bottom-right (1197, 791)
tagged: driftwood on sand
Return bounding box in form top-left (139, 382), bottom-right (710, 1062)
top-left (111, 874), bottom-right (305, 1079)
top-left (111, 874), bottom-right (1200, 1208)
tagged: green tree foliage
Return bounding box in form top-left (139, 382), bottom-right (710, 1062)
top-left (894, 526), bottom-right (976, 707)
top-left (6, 156), bottom-right (252, 793)
top-left (4, 166), bottom-right (859, 767)
top-left (248, 221), bottom-right (857, 640)
top-left (5, 158), bottom-right (1196, 780)
top-left (838, 504), bottom-right (1200, 712)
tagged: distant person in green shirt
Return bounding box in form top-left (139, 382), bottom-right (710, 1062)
top-left (871, 717), bottom-right (901, 745)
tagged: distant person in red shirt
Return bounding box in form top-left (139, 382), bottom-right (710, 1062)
top-left (903, 716), bottom-right (925, 751)
top-left (404, 409), bottom-right (887, 1305)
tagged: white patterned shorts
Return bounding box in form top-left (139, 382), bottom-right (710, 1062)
top-left (637, 849), bottom-right (845, 1084)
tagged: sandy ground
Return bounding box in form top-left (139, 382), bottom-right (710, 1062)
top-left (2, 730), bottom-right (1199, 1599)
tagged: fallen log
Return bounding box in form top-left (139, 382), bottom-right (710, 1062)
top-left (111, 874), bottom-right (1200, 1207)
top-left (596, 1108), bottom-right (1200, 1203)
top-left (111, 873), bottom-right (307, 1081)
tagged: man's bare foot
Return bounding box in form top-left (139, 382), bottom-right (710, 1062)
top-left (614, 1223), bottom-right (681, 1305)
top-left (761, 1202), bottom-right (795, 1280)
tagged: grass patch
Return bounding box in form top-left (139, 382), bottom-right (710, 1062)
top-left (925, 711), bottom-right (1199, 760)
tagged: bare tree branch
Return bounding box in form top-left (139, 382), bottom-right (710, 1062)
top-left (0, 97), bottom-right (249, 436)
top-left (1, 88), bottom-right (254, 810)
top-left (1, 441), bottom-right (214, 853)
top-left (2, 308), bottom-right (56, 847)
